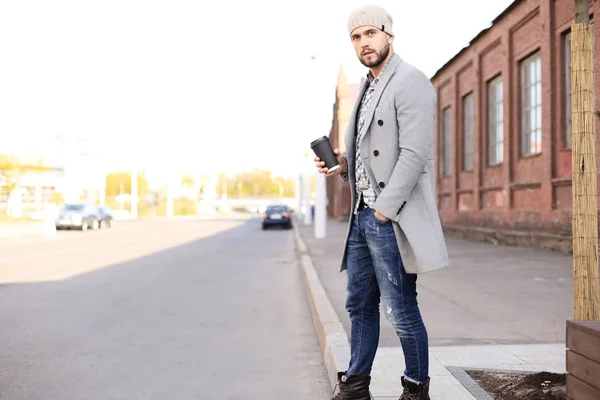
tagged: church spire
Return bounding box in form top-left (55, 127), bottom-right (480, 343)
top-left (336, 64), bottom-right (349, 97)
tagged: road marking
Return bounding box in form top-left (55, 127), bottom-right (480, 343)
top-left (0, 233), bottom-right (230, 283)
top-left (0, 236), bottom-right (171, 283)
top-left (0, 238), bottom-right (141, 265)
top-left (0, 228), bottom-right (134, 251)
top-left (0, 221), bottom-right (246, 283)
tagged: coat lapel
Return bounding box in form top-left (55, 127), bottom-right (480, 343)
top-left (357, 53), bottom-right (403, 142)
top-left (346, 77), bottom-right (369, 167)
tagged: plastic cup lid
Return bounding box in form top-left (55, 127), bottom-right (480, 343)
top-left (310, 136), bottom-right (329, 147)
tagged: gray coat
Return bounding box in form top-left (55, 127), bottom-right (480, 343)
top-left (340, 53), bottom-right (449, 274)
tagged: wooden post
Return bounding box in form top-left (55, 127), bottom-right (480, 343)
top-left (572, 0), bottom-right (600, 321)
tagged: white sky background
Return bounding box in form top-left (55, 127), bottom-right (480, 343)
top-left (0, 0), bottom-right (515, 179)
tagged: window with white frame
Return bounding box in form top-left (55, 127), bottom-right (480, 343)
top-left (520, 52), bottom-right (542, 156)
top-left (462, 93), bottom-right (474, 171)
top-left (488, 76), bottom-right (504, 165)
top-left (442, 107), bottom-right (452, 176)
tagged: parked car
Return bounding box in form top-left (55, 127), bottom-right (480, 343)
top-left (262, 204), bottom-right (292, 230)
top-left (55, 202), bottom-right (101, 231)
top-left (97, 206), bottom-right (114, 228)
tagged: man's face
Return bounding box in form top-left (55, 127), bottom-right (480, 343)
top-left (350, 26), bottom-right (393, 68)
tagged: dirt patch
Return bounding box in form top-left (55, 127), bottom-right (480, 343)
top-left (467, 370), bottom-right (566, 400)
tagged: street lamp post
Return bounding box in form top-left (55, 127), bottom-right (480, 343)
top-left (166, 182), bottom-right (174, 218)
top-left (314, 170), bottom-right (326, 238)
top-left (131, 169), bottom-right (138, 220)
top-left (296, 173), bottom-right (303, 221)
top-left (303, 165), bottom-right (312, 225)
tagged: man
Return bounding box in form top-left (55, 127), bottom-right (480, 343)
top-left (314, 5), bottom-right (449, 400)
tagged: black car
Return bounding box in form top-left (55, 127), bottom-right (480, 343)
top-left (97, 206), bottom-right (114, 228)
top-left (55, 202), bottom-right (101, 231)
top-left (262, 204), bottom-right (292, 230)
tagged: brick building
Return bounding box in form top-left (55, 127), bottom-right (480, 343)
top-left (431, 0), bottom-right (599, 251)
top-left (327, 66), bottom-right (359, 220)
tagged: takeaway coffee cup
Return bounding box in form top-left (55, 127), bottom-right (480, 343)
top-left (311, 136), bottom-right (340, 173)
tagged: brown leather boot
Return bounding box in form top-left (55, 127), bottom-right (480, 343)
top-left (399, 376), bottom-right (430, 400)
top-left (331, 371), bottom-right (372, 400)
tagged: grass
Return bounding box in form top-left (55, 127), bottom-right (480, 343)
top-left (104, 199), bottom-right (199, 218)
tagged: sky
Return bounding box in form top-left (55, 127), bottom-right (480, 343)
top-left (0, 0), bottom-right (515, 180)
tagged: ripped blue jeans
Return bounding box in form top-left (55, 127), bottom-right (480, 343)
top-left (345, 208), bottom-right (429, 383)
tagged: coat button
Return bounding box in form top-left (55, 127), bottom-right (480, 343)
top-left (377, 120), bottom-right (384, 126)
top-left (373, 150), bottom-right (379, 156)
top-left (379, 182), bottom-right (385, 188)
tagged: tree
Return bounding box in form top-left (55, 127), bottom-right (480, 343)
top-left (229, 170), bottom-right (284, 197)
top-left (208, 170), bottom-right (299, 198)
top-left (181, 174), bottom-right (194, 189)
top-left (0, 154), bottom-right (21, 194)
top-left (105, 171), bottom-right (149, 198)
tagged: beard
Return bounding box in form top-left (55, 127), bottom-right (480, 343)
top-left (359, 43), bottom-right (390, 68)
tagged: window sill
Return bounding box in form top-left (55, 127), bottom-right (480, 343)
top-left (486, 162), bottom-right (503, 169)
top-left (511, 181), bottom-right (542, 190)
top-left (552, 177), bottom-right (572, 186)
top-left (480, 185), bottom-right (503, 192)
top-left (519, 152), bottom-right (542, 160)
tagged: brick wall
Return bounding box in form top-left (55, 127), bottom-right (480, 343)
top-left (431, 0), bottom-right (600, 251)
top-left (327, 67), bottom-right (358, 220)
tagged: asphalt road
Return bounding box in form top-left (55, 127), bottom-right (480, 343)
top-left (0, 217), bottom-right (332, 400)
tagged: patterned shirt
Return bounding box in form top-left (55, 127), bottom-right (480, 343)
top-left (354, 62), bottom-right (389, 213)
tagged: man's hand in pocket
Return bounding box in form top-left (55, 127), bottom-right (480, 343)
top-left (374, 210), bottom-right (390, 222)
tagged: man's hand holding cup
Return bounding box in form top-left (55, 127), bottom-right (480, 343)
top-left (310, 136), bottom-right (347, 177)
top-left (314, 149), bottom-right (347, 177)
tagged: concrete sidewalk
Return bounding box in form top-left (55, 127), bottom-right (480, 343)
top-left (294, 217), bottom-right (569, 399)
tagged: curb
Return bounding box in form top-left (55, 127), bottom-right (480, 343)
top-left (292, 222), bottom-right (565, 399)
top-left (293, 223), bottom-right (497, 400)
top-left (293, 224), bottom-right (350, 389)
top-left (446, 367), bottom-right (494, 400)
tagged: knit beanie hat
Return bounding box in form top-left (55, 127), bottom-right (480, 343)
top-left (347, 5), bottom-right (394, 37)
